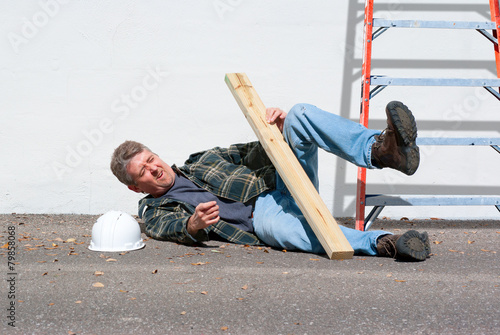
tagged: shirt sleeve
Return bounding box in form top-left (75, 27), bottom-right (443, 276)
top-left (185, 141), bottom-right (272, 169)
top-left (222, 141), bottom-right (273, 170)
top-left (140, 200), bottom-right (209, 245)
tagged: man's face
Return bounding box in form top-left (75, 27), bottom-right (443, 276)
top-left (126, 150), bottom-right (176, 198)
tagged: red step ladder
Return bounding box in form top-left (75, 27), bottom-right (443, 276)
top-left (356, 0), bottom-right (500, 231)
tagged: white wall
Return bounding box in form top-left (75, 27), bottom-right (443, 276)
top-left (1, 0), bottom-right (499, 219)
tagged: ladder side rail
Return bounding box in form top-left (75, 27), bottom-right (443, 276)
top-left (491, 0), bottom-right (500, 77)
top-left (356, 0), bottom-right (375, 231)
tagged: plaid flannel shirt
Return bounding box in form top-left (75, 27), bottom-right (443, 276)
top-left (138, 141), bottom-right (276, 246)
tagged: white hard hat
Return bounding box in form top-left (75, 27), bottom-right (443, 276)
top-left (89, 211), bottom-right (145, 252)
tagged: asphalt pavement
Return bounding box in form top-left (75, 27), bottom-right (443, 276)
top-left (1, 214), bottom-right (499, 335)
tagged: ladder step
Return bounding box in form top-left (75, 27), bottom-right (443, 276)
top-left (373, 19), bottom-right (497, 30)
top-left (417, 138), bottom-right (500, 146)
top-left (370, 76), bottom-right (500, 87)
top-left (365, 195), bottom-right (500, 207)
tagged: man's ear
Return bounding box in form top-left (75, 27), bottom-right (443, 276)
top-left (128, 185), bottom-right (143, 193)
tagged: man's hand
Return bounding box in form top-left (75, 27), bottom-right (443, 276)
top-left (187, 201), bottom-right (220, 236)
top-left (266, 108), bottom-right (287, 133)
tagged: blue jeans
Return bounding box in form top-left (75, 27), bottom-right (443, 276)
top-left (253, 103), bottom-right (390, 255)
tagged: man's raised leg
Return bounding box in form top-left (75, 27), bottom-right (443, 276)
top-left (279, 103), bottom-right (380, 190)
top-left (254, 102), bottom-right (430, 261)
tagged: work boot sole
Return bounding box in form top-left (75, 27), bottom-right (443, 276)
top-left (420, 231), bottom-right (431, 258)
top-left (386, 101), bottom-right (420, 175)
top-left (395, 230), bottom-right (428, 261)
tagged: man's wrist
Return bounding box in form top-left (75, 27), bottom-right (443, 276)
top-left (186, 216), bottom-right (199, 236)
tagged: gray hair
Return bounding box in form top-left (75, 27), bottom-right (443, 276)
top-left (110, 140), bottom-right (152, 186)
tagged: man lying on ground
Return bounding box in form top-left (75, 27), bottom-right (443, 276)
top-left (111, 101), bottom-right (430, 261)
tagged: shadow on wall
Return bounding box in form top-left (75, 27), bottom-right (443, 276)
top-left (335, 1), bottom-right (500, 217)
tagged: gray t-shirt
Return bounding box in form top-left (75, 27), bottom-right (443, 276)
top-left (162, 173), bottom-right (254, 233)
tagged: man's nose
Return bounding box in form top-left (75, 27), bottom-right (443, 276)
top-left (146, 163), bottom-right (158, 174)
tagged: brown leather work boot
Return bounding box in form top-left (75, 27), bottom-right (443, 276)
top-left (377, 230), bottom-right (430, 261)
top-left (371, 101), bottom-right (420, 176)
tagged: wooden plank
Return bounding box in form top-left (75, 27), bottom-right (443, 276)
top-left (225, 73), bottom-right (354, 260)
